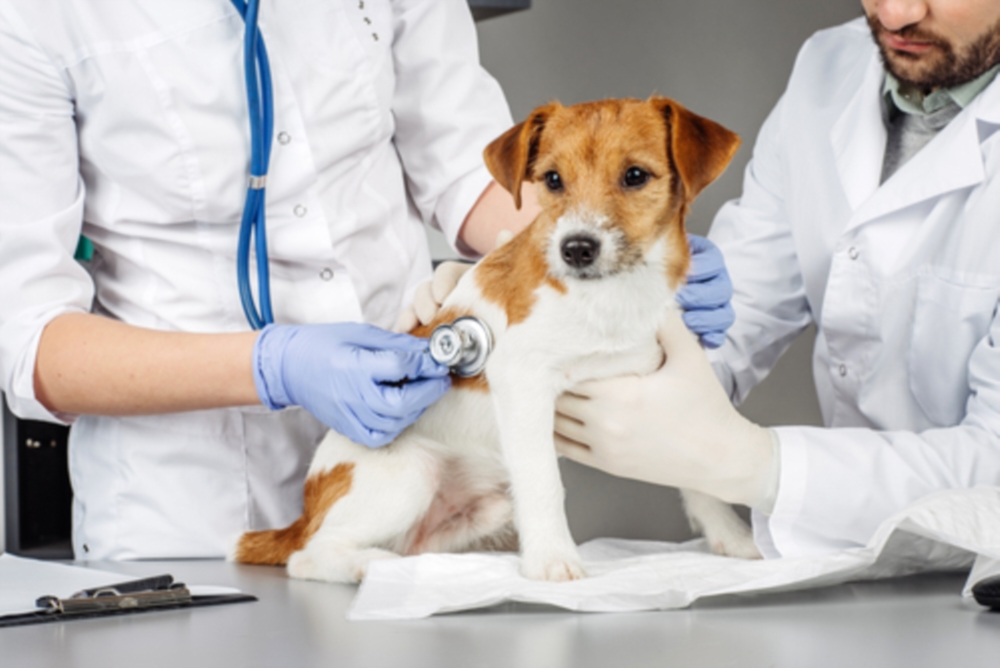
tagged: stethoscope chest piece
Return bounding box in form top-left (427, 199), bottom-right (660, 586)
top-left (429, 316), bottom-right (493, 377)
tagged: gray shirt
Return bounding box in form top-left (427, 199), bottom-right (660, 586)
top-left (880, 65), bottom-right (1000, 183)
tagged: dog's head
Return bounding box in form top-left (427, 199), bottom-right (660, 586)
top-left (483, 97), bottom-right (739, 287)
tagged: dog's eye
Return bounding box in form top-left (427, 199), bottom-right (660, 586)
top-left (623, 166), bottom-right (651, 189)
top-left (543, 170), bottom-right (564, 192)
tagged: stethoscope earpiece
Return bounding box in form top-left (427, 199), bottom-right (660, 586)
top-left (429, 316), bottom-right (493, 377)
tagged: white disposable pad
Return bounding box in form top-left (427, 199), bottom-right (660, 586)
top-left (348, 486), bottom-right (1000, 620)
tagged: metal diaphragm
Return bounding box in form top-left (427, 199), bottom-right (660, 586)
top-left (428, 316), bottom-right (493, 377)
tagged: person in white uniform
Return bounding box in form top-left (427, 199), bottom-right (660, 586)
top-left (555, 0), bottom-right (1000, 558)
top-left (0, 0), bottom-right (546, 559)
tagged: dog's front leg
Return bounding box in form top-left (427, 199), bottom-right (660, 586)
top-left (489, 356), bottom-right (585, 582)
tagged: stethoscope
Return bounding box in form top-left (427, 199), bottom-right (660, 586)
top-left (231, 0), bottom-right (492, 375)
top-left (231, 0), bottom-right (275, 330)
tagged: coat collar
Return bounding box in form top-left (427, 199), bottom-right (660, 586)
top-left (832, 52), bottom-right (994, 231)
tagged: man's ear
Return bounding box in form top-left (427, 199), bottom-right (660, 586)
top-left (649, 96), bottom-right (741, 201)
top-left (483, 103), bottom-right (560, 209)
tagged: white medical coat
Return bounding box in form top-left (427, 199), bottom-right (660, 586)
top-left (0, 0), bottom-right (512, 558)
top-left (708, 18), bottom-right (1000, 558)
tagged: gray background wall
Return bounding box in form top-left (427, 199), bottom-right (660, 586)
top-left (456, 0), bottom-right (863, 542)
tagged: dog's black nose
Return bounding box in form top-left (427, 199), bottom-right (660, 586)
top-left (560, 235), bottom-right (601, 268)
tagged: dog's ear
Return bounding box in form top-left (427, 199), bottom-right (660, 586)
top-left (650, 96), bottom-right (740, 202)
top-left (483, 103), bottom-right (560, 209)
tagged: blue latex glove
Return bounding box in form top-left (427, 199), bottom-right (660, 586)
top-left (253, 323), bottom-right (451, 448)
top-left (676, 234), bottom-right (735, 349)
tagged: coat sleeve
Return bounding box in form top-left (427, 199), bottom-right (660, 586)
top-left (0, 4), bottom-right (92, 423)
top-left (388, 0), bottom-right (514, 256)
top-left (706, 92), bottom-right (813, 403)
top-left (759, 301), bottom-right (1000, 557)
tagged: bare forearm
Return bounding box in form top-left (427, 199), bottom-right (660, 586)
top-left (34, 312), bottom-right (261, 416)
top-left (458, 181), bottom-right (541, 255)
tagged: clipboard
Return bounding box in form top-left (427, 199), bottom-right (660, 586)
top-left (0, 555), bottom-right (257, 628)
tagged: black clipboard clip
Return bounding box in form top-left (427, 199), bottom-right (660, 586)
top-left (35, 574), bottom-right (191, 616)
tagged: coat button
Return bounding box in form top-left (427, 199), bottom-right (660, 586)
top-left (848, 246), bottom-right (859, 260)
top-left (320, 268), bottom-right (334, 281)
top-left (838, 364), bottom-right (848, 377)
top-left (277, 131), bottom-right (291, 145)
top-left (294, 204), bottom-right (307, 217)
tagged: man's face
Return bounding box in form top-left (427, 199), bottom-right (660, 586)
top-left (863, 0), bottom-right (1000, 90)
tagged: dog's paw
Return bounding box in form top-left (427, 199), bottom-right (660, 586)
top-left (287, 546), bottom-right (400, 583)
top-left (520, 552), bottom-right (587, 582)
top-left (704, 523), bottom-right (762, 560)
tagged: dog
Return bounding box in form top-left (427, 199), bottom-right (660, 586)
top-left (234, 97), bottom-right (759, 583)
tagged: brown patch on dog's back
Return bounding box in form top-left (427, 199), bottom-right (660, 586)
top-left (235, 463), bottom-right (355, 566)
top-left (410, 307), bottom-right (490, 392)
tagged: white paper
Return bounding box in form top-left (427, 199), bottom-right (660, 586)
top-left (0, 555), bottom-right (126, 617)
top-left (0, 554), bottom-right (242, 618)
top-left (348, 486), bottom-right (1000, 620)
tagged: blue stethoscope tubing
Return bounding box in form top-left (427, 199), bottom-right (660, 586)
top-left (230, 0), bottom-right (275, 329)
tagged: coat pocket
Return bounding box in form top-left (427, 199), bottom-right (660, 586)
top-left (908, 273), bottom-right (1000, 426)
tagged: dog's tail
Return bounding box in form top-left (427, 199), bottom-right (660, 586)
top-left (232, 525), bottom-right (303, 566)
top-left (231, 462), bottom-right (356, 565)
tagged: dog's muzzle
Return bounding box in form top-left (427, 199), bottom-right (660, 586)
top-left (428, 316), bottom-right (493, 377)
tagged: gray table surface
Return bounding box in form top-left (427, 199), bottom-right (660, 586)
top-left (2, 559), bottom-right (998, 668)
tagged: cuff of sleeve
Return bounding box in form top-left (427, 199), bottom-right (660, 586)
top-left (751, 428), bottom-right (781, 515)
top-left (706, 347), bottom-right (737, 401)
top-left (752, 426), bottom-right (809, 558)
top-left (252, 324), bottom-right (294, 410)
top-left (432, 166), bottom-right (495, 259)
top-left (5, 312), bottom-right (80, 426)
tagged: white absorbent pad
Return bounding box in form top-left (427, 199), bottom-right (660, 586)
top-left (347, 486), bottom-right (1000, 620)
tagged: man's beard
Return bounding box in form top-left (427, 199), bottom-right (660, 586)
top-left (867, 13), bottom-right (1000, 91)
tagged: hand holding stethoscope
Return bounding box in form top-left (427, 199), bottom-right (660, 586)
top-left (231, 0), bottom-right (453, 446)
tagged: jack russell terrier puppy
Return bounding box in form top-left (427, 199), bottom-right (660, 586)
top-left (235, 97), bottom-right (759, 583)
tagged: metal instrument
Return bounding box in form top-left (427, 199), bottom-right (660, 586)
top-left (428, 316), bottom-right (493, 377)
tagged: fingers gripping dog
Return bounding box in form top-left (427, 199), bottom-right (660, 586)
top-left (234, 97), bottom-right (748, 583)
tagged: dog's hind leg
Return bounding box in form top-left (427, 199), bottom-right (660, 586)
top-left (404, 490), bottom-right (517, 555)
top-left (680, 489), bottom-right (761, 559)
top-left (285, 434), bottom-right (445, 583)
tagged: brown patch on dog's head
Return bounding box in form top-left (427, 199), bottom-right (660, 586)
top-left (648, 96), bottom-right (741, 203)
top-left (480, 97), bottom-right (739, 312)
top-left (484, 102), bottom-right (561, 210)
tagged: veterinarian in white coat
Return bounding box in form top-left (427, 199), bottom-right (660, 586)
top-left (556, 1), bottom-right (1000, 558)
top-left (0, 0), bottom-right (540, 559)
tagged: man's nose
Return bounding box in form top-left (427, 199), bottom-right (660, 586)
top-left (874, 0), bottom-right (929, 33)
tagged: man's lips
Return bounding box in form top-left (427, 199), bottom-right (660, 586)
top-left (882, 32), bottom-right (937, 54)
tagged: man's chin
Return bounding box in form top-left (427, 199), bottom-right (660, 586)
top-left (884, 55), bottom-right (942, 89)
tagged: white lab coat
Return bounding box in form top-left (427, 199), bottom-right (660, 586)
top-left (0, 0), bottom-right (512, 558)
top-left (708, 18), bottom-right (1000, 558)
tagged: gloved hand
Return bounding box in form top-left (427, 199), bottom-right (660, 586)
top-left (394, 261), bottom-right (473, 333)
top-left (554, 308), bottom-right (778, 510)
top-left (253, 323), bottom-right (451, 448)
top-left (676, 234), bottom-right (735, 349)
top-left (393, 230), bottom-right (516, 334)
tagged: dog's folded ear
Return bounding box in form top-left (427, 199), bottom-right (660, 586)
top-left (650, 96), bottom-right (741, 202)
top-left (483, 102), bottom-right (561, 209)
